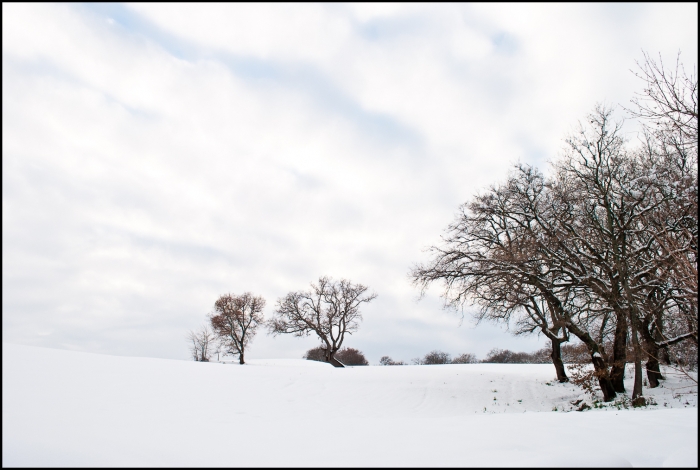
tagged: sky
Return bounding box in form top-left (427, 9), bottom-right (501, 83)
top-left (3, 3), bottom-right (698, 363)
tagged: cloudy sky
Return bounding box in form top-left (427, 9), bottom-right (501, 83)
top-left (3, 3), bottom-right (697, 363)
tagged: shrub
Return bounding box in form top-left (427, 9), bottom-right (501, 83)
top-left (561, 342), bottom-right (591, 364)
top-left (567, 362), bottom-right (600, 397)
top-left (379, 356), bottom-right (405, 365)
top-left (482, 348), bottom-right (522, 363)
top-left (529, 347), bottom-right (552, 364)
top-left (668, 340), bottom-right (698, 371)
top-left (335, 347), bottom-right (369, 366)
top-left (422, 350), bottom-right (451, 365)
top-left (304, 346), bottom-right (369, 365)
top-left (452, 353), bottom-right (478, 364)
top-left (304, 346), bottom-right (328, 362)
top-left (481, 348), bottom-right (551, 364)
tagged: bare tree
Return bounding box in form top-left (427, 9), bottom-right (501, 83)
top-left (268, 276), bottom-right (377, 367)
top-left (410, 52), bottom-right (697, 403)
top-left (410, 109), bottom-right (644, 399)
top-left (410, 164), bottom-right (579, 385)
top-left (187, 324), bottom-right (216, 362)
top-left (622, 51), bottom-right (698, 387)
top-left (209, 292), bottom-right (265, 365)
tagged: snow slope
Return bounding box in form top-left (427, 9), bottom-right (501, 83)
top-left (3, 344), bottom-right (697, 467)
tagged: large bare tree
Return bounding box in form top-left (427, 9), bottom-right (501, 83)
top-left (268, 276), bottom-right (377, 367)
top-left (209, 292), bottom-right (265, 365)
top-left (411, 164), bottom-right (615, 390)
top-left (411, 52), bottom-right (697, 403)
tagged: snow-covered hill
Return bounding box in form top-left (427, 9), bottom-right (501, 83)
top-left (3, 343), bottom-right (697, 466)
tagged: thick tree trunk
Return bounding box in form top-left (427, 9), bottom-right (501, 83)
top-left (239, 351), bottom-right (245, 365)
top-left (631, 326), bottom-right (644, 405)
top-left (652, 314), bottom-right (672, 366)
top-left (551, 339), bottom-right (568, 382)
top-left (325, 347), bottom-right (345, 368)
top-left (327, 352), bottom-right (345, 368)
top-left (645, 351), bottom-right (663, 387)
top-left (565, 322), bottom-right (617, 402)
top-left (590, 352), bottom-right (617, 402)
top-left (642, 338), bottom-right (664, 387)
top-left (610, 313), bottom-right (627, 393)
top-left (637, 316), bottom-right (665, 387)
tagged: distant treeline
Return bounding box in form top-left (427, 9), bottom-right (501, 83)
top-left (378, 341), bottom-right (698, 367)
top-left (379, 345), bottom-right (584, 365)
top-left (303, 343), bottom-right (592, 366)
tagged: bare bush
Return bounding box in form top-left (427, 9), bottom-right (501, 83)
top-left (568, 362), bottom-right (601, 398)
top-left (561, 342), bottom-right (591, 364)
top-left (668, 340), bottom-right (699, 371)
top-left (306, 346), bottom-right (369, 366)
top-left (529, 347), bottom-right (553, 364)
top-left (379, 356), bottom-right (405, 366)
top-left (335, 347), bottom-right (369, 366)
top-left (304, 346), bottom-right (328, 362)
top-left (452, 353), bottom-right (478, 364)
top-left (481, 348), bottom-right (550, 364)
top-left (422, 350), bottom-right (451, 365)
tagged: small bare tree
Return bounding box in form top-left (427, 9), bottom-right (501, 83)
top-left (209, 292), bottom-right (265, 365)
top-left (268, 276), bottom-right (377, 367)
top-left (187, 324), bottom-right (216, 362)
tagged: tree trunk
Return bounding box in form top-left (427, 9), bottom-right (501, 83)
top-left (631, 325), bottom-right (644, 404)
top-left (610, 312), bottom-right (627, 393)
top-left (324, 347), bottom-right (345, 368)
top-left (328, 353), bottom-right (345, 368)
top-left (565, 322), bottom-right (616, 402)
top-left (636, 316), bottom-right (665, 387)
top-left (239, 351), bottom-right (245, 365)
top-left (590, 352), bottom-right (617, 402)
top-left (551, 339), bottom-right (569, 382)
top-left (642, 336), bottom-right (664, 387)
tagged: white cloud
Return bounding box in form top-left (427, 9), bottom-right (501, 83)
top-left (3, 3), bottom-right (697, 362)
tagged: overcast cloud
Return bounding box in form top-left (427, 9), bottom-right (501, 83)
top-left (3, 3), bottom-right (697, 363)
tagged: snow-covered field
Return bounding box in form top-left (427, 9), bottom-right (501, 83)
top-left (3, 344), bottom-right (697, 467)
